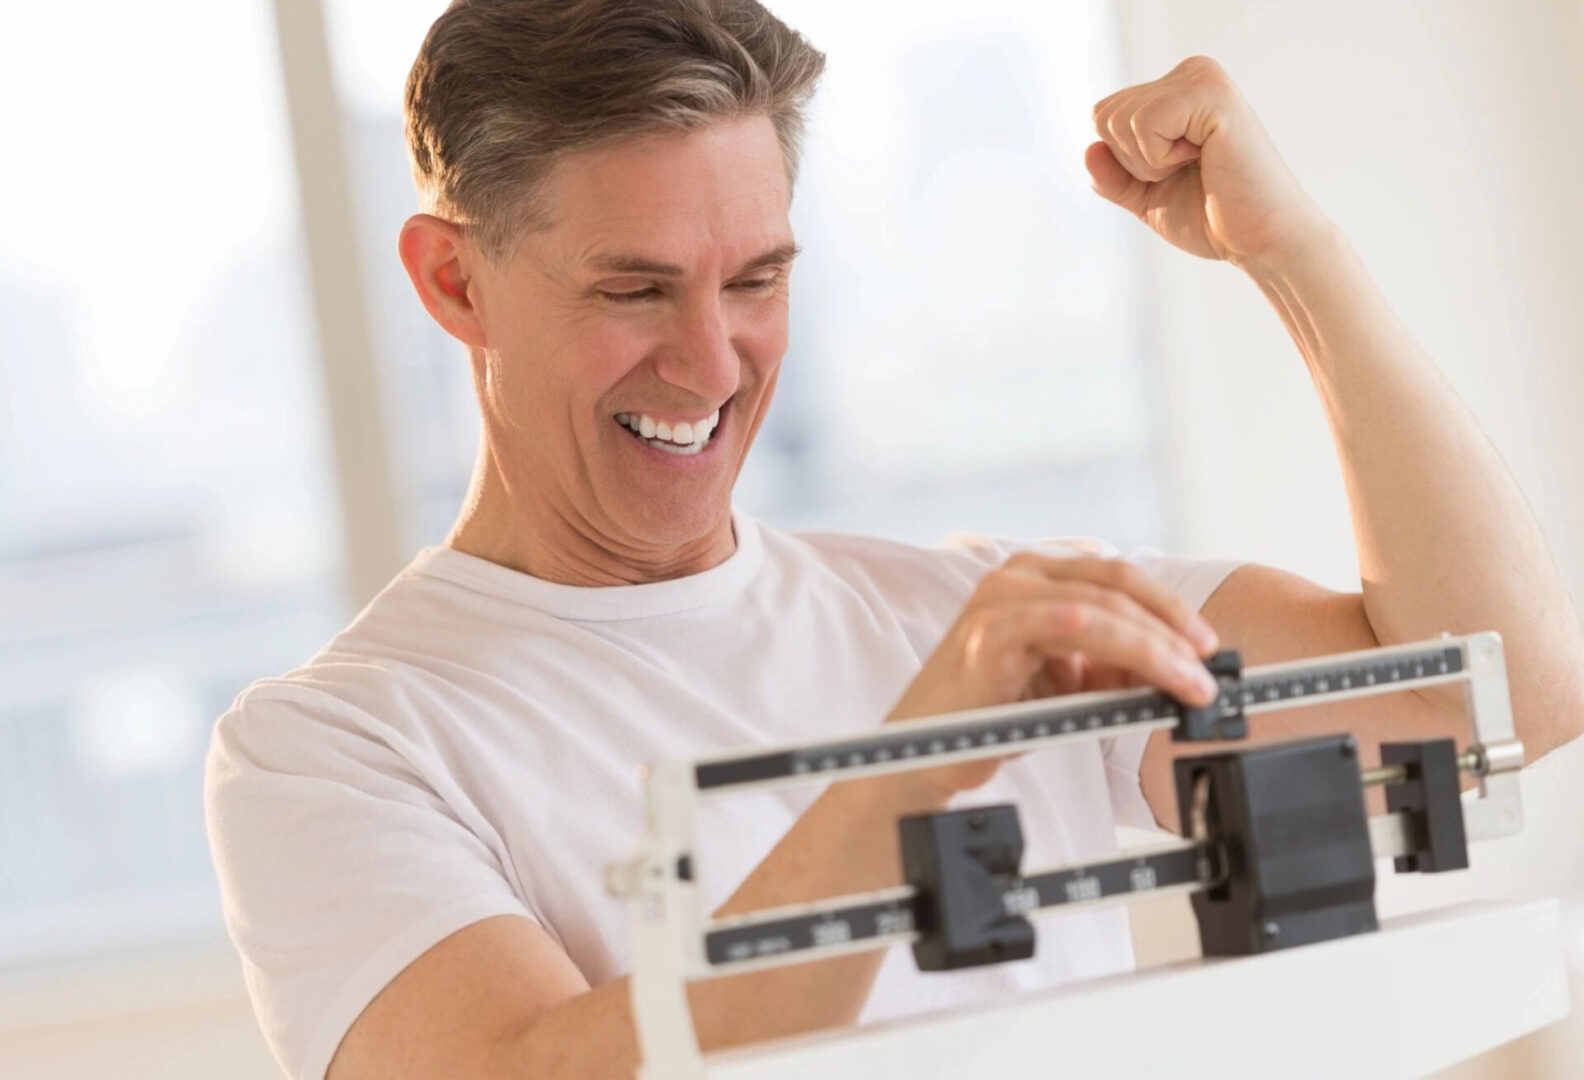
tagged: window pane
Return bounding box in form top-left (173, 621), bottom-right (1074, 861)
top-left (762, 0), bottom-right (1160, 543)
top-left (325, 0), bottom-right (483, 550)
top-left (0, 0), bottom-right (345, 963)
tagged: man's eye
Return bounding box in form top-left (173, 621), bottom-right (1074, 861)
top-left (599, 288), bottom-right (660, 304)
top-left (732, 276), bottom-right (779, 292)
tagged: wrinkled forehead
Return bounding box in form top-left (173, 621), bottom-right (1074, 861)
top-left (533, 116), bottom-right (794, 275)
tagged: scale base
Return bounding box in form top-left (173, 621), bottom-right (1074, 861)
top-left (702, 900), bottom-right (1568, 1080)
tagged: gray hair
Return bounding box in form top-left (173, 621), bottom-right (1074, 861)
top-left (404, 0), bottom-right (827, 262)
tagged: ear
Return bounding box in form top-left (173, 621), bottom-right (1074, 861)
top-left (398, 213), bottom-right (489, 348)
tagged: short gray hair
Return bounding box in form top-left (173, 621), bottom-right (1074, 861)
top-left (404, 0), bottom-right (827, 261)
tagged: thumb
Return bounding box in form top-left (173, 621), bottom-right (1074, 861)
top-left (1084, 141), bottom-right (1149, 217)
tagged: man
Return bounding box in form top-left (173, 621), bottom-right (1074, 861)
top-left (205, 1), bottom-right (1584, 1078)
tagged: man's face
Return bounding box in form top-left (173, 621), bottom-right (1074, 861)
top-left (466, 116), bottom-right (795, 562)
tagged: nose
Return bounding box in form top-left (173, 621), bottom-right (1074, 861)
top-left (653, 291), bottom-right (739, 406)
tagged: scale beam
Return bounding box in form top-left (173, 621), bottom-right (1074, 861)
top-left (691, 638), bottom-right (1473, 795)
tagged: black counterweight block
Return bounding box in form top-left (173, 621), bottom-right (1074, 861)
top-left (1381, 738), bottom-right (1470, 874)
top-left (1174, 734), bottom-right (1378, 956)
top-left (1173, 649), bottom-right (1247, 742)
top-left (898, 804), bottom-right (1035, 971)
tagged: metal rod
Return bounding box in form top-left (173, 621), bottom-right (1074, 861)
top-left (1362, 747), bottom-right (1493, 789)
top-left (1360, 764), bottom-right (1409, 787)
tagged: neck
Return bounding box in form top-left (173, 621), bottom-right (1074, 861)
top-left (445, 438), bottom-right (737, 586)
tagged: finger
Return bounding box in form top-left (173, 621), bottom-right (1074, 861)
top-left (1056, 651), bottom-right (1087, 692)
top-left (1007, 576), bottom-right (1203, 671)
top-left (1084, 140), bottom-right (1151, 218)
top-left (1058, 580), bottom-right (1201, 662)
top-left (1099, 102), bottom-right (1167, 184)
top-left (1078, 663), bottom-right (1137, 694)
top-left (1035, 652), bottom-right (1086, 697)
top-left (1002, 552), bottom-right (1220, 655)
top-left (1133, 113), bottom-right (1200, 173)
top-left (1013, 601), bottom-right (1220, 704)
top-left (1021, 666), bottom-right (1059, 702)
top-left (1126, 83), bottom-right (1206, 176)
top-left (1097, 56), bottom-right (1226, 172)
top-left (987, 566), bottom-right (1199, 668)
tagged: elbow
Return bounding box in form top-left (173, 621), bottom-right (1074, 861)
top-left (1519, 635), bottom-right (1584, 764)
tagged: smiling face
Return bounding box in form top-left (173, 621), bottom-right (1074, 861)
top-left (455, 115), bottom-right (796, 581)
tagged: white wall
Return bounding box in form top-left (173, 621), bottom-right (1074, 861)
top-left (1122, 0), bottom-right (1584, 601)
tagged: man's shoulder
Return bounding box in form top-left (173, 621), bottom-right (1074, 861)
top-left (210, 555), bottom-right (565, 754)
top-left (767, 519), bottom-right (1106, 591)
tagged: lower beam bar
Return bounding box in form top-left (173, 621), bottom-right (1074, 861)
top-left (700, 842), bottom-right (1217, 979)
top-left (1017, 842), bottom-right (1217, 913)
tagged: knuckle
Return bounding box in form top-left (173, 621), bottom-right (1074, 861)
top-left (1002, 551), bottom-right (1043, 573)
top-left (1054, 600), bottom-right (1090, 634)
top-left (1128, 112), bottom-right (1148, 139)
top-left (972, 567), bottom-right (1019, 602)
top-left (1084, 582), bottom-right (1134, 621)
top-left (1178, 55), bottom-right (1224, 80)
top-left (967, 576), bottom-right (1002, 606)
top-left (1097, 556), bottom-right (1133, 588)
top-left (1065, 554), bottom-right (1105, 578)
top-left (957, 620), bottom-right (990, 667)
top-left (1063, 580), bottom-right (1107, 608)
top-left (959, 608), bottom-right (998, 640)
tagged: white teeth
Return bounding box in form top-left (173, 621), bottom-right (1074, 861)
top-left (650, 439), bottom-right (705, 456)
top-left (618, 406), bottom-right (724, 450)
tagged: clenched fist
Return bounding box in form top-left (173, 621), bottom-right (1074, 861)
top-left (1085, 55), bottom-right (1332, 271)
top-left (886, 552), bottom-right (1221, 796)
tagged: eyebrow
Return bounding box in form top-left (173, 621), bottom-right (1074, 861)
top-left (587, 243), bottom-right (801, 278)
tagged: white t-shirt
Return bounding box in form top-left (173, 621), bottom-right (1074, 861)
top-left (205, 509), bottom-right (1241, 1079)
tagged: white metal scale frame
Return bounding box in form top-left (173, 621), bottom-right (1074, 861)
top-left (604, 632), bottom-right (1526, 1080)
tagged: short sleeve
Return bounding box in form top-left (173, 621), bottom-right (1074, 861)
top-left (205, 688), bottom-right (532, 1080)
top-left (940, 532), bottom-right (1244, 831)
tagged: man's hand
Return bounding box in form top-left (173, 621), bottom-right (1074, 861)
top-left (1085, 56), bottom-right (1331, 270)
top-left (886, 553), bottom-right (1222, 795)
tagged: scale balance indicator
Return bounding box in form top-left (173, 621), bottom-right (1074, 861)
top-left (607, 632), bottom-right (1533, 1078)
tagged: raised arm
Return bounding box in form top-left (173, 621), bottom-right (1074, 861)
top-left (1083, 57), bottom-right (1584, 824)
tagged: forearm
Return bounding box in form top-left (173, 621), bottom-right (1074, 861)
top-left (512, 772), bottom-right (948, 1076)
top-left (1237, 226), bottom-right (1584, 756)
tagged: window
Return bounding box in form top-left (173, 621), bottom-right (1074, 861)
top-left (0, 0), bottom-right (344, 963)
